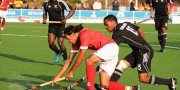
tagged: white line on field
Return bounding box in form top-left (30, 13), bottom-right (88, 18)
top-left (1, 34), bottom-right (47, 38)
top-left (5, 25), bottom-right (180, 36)
top-left (1, 33), bottom-right (180, 50)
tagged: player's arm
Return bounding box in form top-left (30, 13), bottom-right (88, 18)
top-left (52, 52), bottom-right (77, 85)
top-left (60, 1), bottom-right (75, 23)
top-left (42, 2), bottom-right (47, 24)
top-left (137, 28), bottom-right (144, 38)
top-left (66, 49), bottom-right (87, 79)
top-left (146, 0), bottom-right (154, 18)
top-left (168, 0), bottom-right (173, 14)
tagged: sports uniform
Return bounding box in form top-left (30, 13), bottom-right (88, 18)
top-left (71, 29), bottom-right (119, 77)
top-left (112, 22), bottom-right (153, 73)
top-left (0, 0), bottom-right (14, 31)
top-left (104, 14), bottom-right (177, 90)
top-left (42, 0), bottom-right (74, 63)
top-left (43, 0), bottom-right (73, 38)
top-left (146, 0), bottom-right (173, 52)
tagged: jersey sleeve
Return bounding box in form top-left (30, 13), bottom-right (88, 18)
top-left (79, 30), bottom-right (91, 49)
top-left (58, 0), bottom-right (73, 11)
top-left (71, 43), bottom-right (80, 53)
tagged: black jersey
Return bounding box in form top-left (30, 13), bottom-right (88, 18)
top-left (112, 22), bottom-right (153, 52)
top-left (146, 0), bottom-right (173, 17)
top-left (43, 0), bottom-right (73, 22)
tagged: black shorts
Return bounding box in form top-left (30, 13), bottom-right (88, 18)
top-left (124, 51), bottom-right (154, 73)
top-left (154, 16), bottom-right (169, 30)
top-left (48, 24), bottom-right (65, 38)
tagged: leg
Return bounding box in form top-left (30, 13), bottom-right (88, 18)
top-left (48, 33), bottom-right (60, 63)
top-left (86, 54), bottom-right (103, 90)
top-left (57, 37), bottom-right (67, 62)
top-left (1, 18), bottom-right (5, 31)
top-left (160, 27), bottom-right (167, 52)
top-left (139, 72), bottom-right (177, 90)
top-left (110, 59), bottom-right (129, 81)
top-left (48, 33), bottom-right (59, 54)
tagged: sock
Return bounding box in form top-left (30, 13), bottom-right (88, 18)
top-left (161, 33), bottom-right (167, 48)
top-left (86, 65), bottom-right (96, 90)
top-left (110, 60), bottom-right (128, 81)
top-left (110, 69), bottom-right (123, 81)
top-left (108, 81), bottom-right (125, 90)
top-left (158, 35), bottom-right (162, 46)
top-left (149, 76), bottom-right (171, 85)
top-left (61, 49), bottom-right (67, 60)
top-left (1, 19), bottom-right (5, 27)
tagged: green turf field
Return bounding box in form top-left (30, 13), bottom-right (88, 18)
top-left (0, 23), bottom-right (179, 90)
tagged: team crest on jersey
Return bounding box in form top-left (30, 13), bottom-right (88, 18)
top-left (54, 5), bottom-right (58, 8)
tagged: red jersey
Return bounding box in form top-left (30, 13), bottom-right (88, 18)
top-left (0, 0), bottom-right (14, 11)
top-left (71, 29), bottom-right (115, 52)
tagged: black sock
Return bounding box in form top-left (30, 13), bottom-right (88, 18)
top-left (110, 69), bottom-right (123, 81)
top-left (161, 34), bottom-right (167, 48)
top-left (158, 35), bottom-right (162, 46)
top-left (61, 49), bottom-right (67, 60)
top-left (149, 76), bottom-right (171, 85)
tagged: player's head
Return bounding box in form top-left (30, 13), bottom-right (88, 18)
top-left (103, 14), bottom-right (118, 32)
top-left (64, 24), bottom-right (83, 44)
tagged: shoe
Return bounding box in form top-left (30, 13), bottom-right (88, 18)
top-left (94, 83), bottom-right (106, 90)
top-left (168, 78), bottom-right (177, 90)
top-left (159, 47), bottom-right (165, 52)
top-left (134, 85), bottom-right (141, 90)
top-left (1, 27), bottom-right (4, 31)
top-left (54, 53), bottom-right (60, 63)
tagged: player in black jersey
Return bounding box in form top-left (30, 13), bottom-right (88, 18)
top-left (103, 14), bottom-right (177, 90)
top-left (42, 0), bottom-right (75, 63)
top-left (146, 0), bottom-right (173, 52)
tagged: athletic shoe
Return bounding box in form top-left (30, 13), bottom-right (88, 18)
top-left (134, 85), bottom-right (141, 90)
top-left (159, 47), bottom-right (165, 52)
top-left (94, 83), bottom-right (106, 90)
top-left (168, 78), bottom-right (177, 90)
top-left (1, 27), bottom-right (4, 31)
top-left (54, 53), bottom-right (60, 63)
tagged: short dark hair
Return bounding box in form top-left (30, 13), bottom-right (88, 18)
top-left (64, 24), bottom-right (83, 35)
top-left (104, 14), bottom-right (118, 23)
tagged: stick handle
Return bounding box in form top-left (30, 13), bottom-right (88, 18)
top-left (66, 76), bottom-right (86, 90)
top-left (39, 77), bottom-right (65, 87)
top-left (47, 21), bottom-right (62, 24)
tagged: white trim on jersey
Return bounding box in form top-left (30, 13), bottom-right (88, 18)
top-left (80, 46), bottom-right (88, 49)
top-left (70, 50), bottom-right (79, 53)
top-left (57, 0), bottom-right (71, 11)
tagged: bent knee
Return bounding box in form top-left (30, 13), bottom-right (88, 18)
top-left (139, 77), bottom-right (149, 83)
top-left (85, 58), bottom-right (94, 65)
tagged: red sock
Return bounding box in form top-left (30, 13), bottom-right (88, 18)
top-left (108, 81), bottom-right (125, 90)
top-left (1, 19), bottom-right (5, 27)
top-left (86, 65), bottom-right (95, 90)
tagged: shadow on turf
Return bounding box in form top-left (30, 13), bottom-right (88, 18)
top-left (0, 53), bottom-right (64, 66)
top-left (21, 74), bottom-right (86, 90)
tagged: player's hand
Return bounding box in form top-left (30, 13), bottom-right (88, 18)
top-left (51, 76), bottom-right (60, 86)
top-left (65, 72), bottom-right (73, 80)
top-left (61, 19), bottom-right (67, 24)
top-left (42, 20), bottom-right (47, 24)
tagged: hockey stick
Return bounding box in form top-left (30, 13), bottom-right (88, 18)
top-left (46, 21), bottom-right (62, 24)
top-left (26, 77), bottom-right (65, 90)
top-left (134, 17), bottom-right (154, 24)
top-left (65, 76), bottom-right (86, 90)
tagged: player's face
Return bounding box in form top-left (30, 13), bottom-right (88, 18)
top-left (64, 33), bottom-right (78, 44)
top-left (104, 20), bottom-right (116, 32)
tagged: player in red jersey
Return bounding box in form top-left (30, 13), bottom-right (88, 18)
top-left (51, 24), bottom-right (140, 90)
top-left (0, 0), bottom-right (14, 31)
